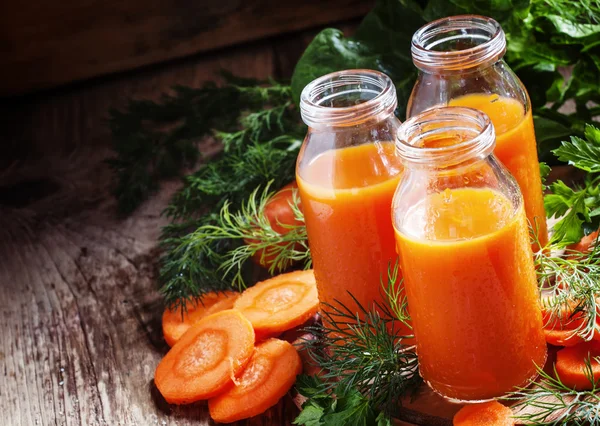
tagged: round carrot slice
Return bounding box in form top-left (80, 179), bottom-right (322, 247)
top-left (234, 270), bottom-right (318, 336)
top-left (453, 401), bottom-right (514, 426)
top-left (162, 291), bottom-right (240, 347)
top-left (541, 302), bottom-right (586, 347)
top-left (155, 309), bottom-right (254, 404)
top-left (555, 340), bottom-right (600, 390)
top-left (208, 338), bottom-right (302, 423)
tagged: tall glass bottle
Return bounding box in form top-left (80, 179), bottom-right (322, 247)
top-left (296, 70), bottom-right (405, 329)
top-left (392, 106), bottom-right (547, 402)
top-left (407, 15), bottom-right (547, 250)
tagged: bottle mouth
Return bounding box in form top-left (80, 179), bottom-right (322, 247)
top-left (299, 69), bottom-right (397, 128)
top-left (396, 106), bottom-right (495, 167)
top-left (411, 15), bottom-right (506, 73)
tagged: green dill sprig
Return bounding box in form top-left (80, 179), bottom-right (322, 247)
top-left (507, 357), bottom-right (600, 425)
top-left (297, 260), bottom-right (419, 419)
top-left (535, 238), bottom-right (600, 342)
top-left (163, 103), bottom-right (304, 222)
top-left (107, 74), bottom-right (293, 214)
top-left (159, 183), bottom-right (309, 309)
top-left (539, 0), bottom-right (600, 25)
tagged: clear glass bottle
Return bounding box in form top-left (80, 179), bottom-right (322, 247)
top-left (407, 15), bottom-right (547, 250)
top-left (296, 69), bottom-right (405, 329)
top-left (392, 106), bottom-right (547, 402)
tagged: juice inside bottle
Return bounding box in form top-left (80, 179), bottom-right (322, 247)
top-left (297, 142), bottom-right (407, 331)
top-left (449, 94), bottom-right (547, 249)
top-left (394, 187), bottom-right (547, 401)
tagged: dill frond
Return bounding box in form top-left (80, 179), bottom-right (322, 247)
top-left (507, 357), bottom-right (600, 425)
top-left (299, 261), bottom-right (420, 414)
top-left (535, 237), bottom-right (600, 342)
top-left (107, 74), bottom-right (293, 214)
top-left (159, 183), bottom-right (309, 310)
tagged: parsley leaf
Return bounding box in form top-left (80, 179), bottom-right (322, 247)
top-left (294, 376), bottom-right (392, 426)
top-left (545, 125), bottom-right (600, 246)
top-left (553, 124), bottom-right (600, 173)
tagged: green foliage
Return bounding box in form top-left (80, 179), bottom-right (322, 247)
top-left (107, 74), bottom-right (293, 214)
top-left (545, 125), bottom-right (600, 246)
top-left (295, 261), bottom-right (420, 423)
top-left (291, 0), bottom-right (427, 118)
top-left (160, 184), bottom-right (310, 309)
top-left (536, 241), bottom-right (600, 342)
top-left (507, 356), bottom-right (600, 425)
top-left (291, 0), bottom-right (600, 161)
top-left (294, 376), bottom-right (393, 426)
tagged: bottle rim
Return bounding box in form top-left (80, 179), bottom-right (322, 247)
top-left (299, 69), bottom-right (398, 128)
top-left (395, 106), bottom-right (495, 166)
top-left (411, 15), bottom-right (506, 73)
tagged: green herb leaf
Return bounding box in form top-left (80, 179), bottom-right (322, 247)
top-left (294, 376), bottom-right (394, 426)
top-left (540, 162), bottom-right (551, 191)
top-left (293, 403), bottom-right (325, 426)
top-left (290, 0), bottom-right (427, 117)
top-left (553, 124), bottom-right (600, 172)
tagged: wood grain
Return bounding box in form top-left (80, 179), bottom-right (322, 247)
top-left (0, 20), bottom-right (365, 425)
top-left (0, 0), bottom-right (373, 96)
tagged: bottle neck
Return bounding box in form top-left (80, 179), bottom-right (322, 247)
top-left (395, 106), bottom-right (495, 169)
top-left (299, 69), bottom-right (398, 129)
top-left (411, 15), bottom-right (506, 74)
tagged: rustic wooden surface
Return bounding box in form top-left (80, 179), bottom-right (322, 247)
top-left (0, 0), bottom-right (373, 97)
top-left (0, 22), bottom-right (357, 426)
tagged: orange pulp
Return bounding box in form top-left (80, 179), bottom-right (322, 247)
top-left (449, 94), bottom-right (548, 250)
top-left (297, 142), bottom-right (408, 332)
top-left (394, 188), bottom-right (547, 401)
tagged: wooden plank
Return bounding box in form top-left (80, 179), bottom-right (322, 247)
top-left (0, 25), bottom-right (310, 424)
top-left (0, 0), bottom-right (373, 96)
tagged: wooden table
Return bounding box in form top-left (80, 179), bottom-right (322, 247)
top-left (0, 18), bottom-right (362, 425)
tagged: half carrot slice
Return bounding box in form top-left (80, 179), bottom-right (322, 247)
top-left (453, 401), bottom-right (514, 426)
top-left (555, 340), bottom-right (600, 390)
top-left (234, 270), bottom-right (318, 336)
top-left (162, 291), bottom-right (240, 347)
top-left (155, 309), bottom-right (254, 404)
top-left (208, 338), bottom-right (302, 423)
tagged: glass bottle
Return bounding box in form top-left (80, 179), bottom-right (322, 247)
top-left (407, 15), bottom-right (548, 251)
top-left (296, 69), bottom-right (405, 330)
top-left (392, 106), bottom-right (547, 402)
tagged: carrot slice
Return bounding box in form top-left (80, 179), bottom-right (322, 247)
top-left (162, 291), bottom-right (240, 347)
top-left (541, 302), bottom-right (586, 347)
top-left (208, 338), bottom-right (302, 423)
top-left (155, 309), bottom-right (254, 404)
top-left (555, 340), bottom-right (600, 390)
top-left (244, 181), bottom-right (304, 268)
top-left (453, 401), bottom-right (514, 426)
top-left (566, 229), bottom-right (599, 256)
top-left (234, 270), bottom-right (318, 336)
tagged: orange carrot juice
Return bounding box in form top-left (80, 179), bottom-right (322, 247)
top-left (394, 187), bottom-right (547, 401)
top-left (449, 94), bottom-right (548, 249)
top-left (297, 142), bottom-right (403, 325)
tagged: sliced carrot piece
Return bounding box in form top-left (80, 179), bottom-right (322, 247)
top-left (234, 270), bottom-right (318, 336)
top-left (544, 329), bottom-right (586, 347)
top-left (452, 401), bottom-right (514, 426)
top-left (555, 340), bottom-right (600, 390)
top-left (155, 309), bottom-right (254, 404)
top-left (162, 291), bottom-right (240, 347)
top-left (244, 181), bottom-right (304, 269)
top-left (566, 229), bottom-right (599, 257)
top-left (208, 338), bottom-right (302, 423)
top-left (541, 302), bottom-right (586, 347)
